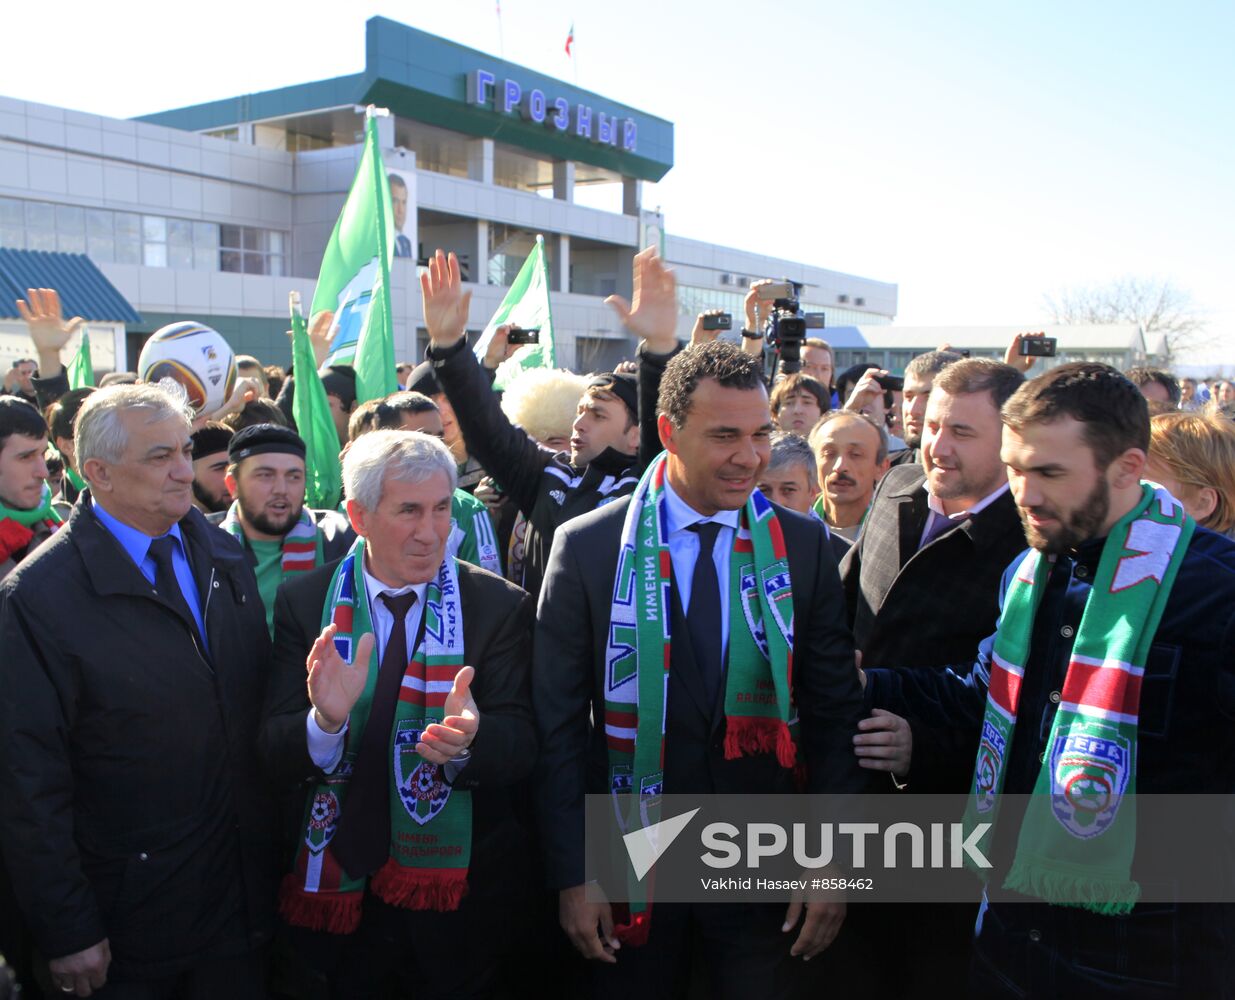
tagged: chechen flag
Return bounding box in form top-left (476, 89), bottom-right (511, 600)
top-left (565, 22), bottom-right (574, 57)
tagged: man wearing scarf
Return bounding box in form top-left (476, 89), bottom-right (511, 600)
top-left (0, 397), bottom-right (59, 579)
top-left (535, 342), bottom-right (869, 997)
top-left (211, 423), bottom-right (354, 634)
top-left (259, 429), bottom-right (536, 996)
top-left (863, 363), bottom-right (1235, 997)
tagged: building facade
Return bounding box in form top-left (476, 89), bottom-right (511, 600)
top-left (0, 16), bottom-right (897, 373)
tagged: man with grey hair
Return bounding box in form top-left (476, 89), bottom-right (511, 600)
top-left (809, 410), bottom-right (890, 543)
top-left (260, 429), bottom-right (536, 995)
top-left (0, 382), bottom-right (278, 996)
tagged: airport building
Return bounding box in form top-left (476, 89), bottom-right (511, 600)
top-left (0, 16), bottom-right (897, 374)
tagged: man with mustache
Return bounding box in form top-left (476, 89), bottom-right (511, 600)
top-left (861, 363), bottom-right (1235, 996)
top-left (809, 410), bottom-right (889, 543)
top-left (210, 423), bottom-right (354, 634)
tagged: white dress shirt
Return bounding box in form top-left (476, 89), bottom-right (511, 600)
top-left (661, 476), bottom-right (742, 656)
top-left (306, 559), bottom-right (428, 773)
top-left (918, 481), bottom-right (1010, 549)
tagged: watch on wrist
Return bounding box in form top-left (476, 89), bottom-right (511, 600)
top-left (741, 329), bottom-right (763, 340)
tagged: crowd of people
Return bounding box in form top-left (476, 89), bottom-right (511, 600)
top-left (0, 247), bottom-right (1232, 999)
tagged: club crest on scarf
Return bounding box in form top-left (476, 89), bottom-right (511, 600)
top-left (394, 720), bottom-right (452, 825)
top-left (1048, 726), bottom-right (1131, 839)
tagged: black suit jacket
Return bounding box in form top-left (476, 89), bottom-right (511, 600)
top-left (259, 557), bottom-right (537, 902)
top-left (534, 496), bottom-right (869, 890)
top-left (839, 463), bottom-right (1027, 789)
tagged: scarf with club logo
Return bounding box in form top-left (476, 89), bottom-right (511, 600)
top-left (0, 484), bottom-right (62, 563)
top-left (604, 454), bottom-right (796, 944)
top-left (220, 502), bottom-right (322, 575)
top-left (964, 482), bottom-right (1193, 914)
top-left (278, 538), bottom-right (471, 933)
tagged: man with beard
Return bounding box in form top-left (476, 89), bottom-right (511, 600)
top-left (211, 423), bottom-right (354, 633)
top-left (862, 363), bottom-right (1235, 997)
top-left (889, 350), bottom-right (964, 467)
top-left (809, 410), bottom-right (889, 542)
top-left (836, 359), bottom-right (1025, 995)
top-left (191, 421), bottom-right (234, 514)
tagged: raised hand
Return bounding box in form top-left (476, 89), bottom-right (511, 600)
top-left (606, 247), bottom-right (678, 352)
top-left (308, 310), bottom-right (336, 368)
top-left (420, 249), bottom-right (473, 348)
top-left (16, 287), bottom-right (84, 376)
top-left (1005, 331), bottom-right (1046, 373)
top-left (417, 665), bottom-right (479, 764)
top-left (744, 279), bottom-right (776, 333)
top-left (307, 623), bottom-right (374, 734)
top-left (843, 368), bottom-right (888, 413)
top-left (689, 309), bottom-right (727, 348)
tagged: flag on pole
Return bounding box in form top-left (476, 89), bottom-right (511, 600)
top-left (565, 22), bottom-right (574, 57)
top-left (67, 326), bottom-right (94, 389)
top-left (472, 235), bottom-right (556, 391)
top-left (290, 292), bottom-right (343, 510)
top-left (313, 108), bottom-right (397, 405)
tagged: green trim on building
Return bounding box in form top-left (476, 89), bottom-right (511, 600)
top-left (128, 313), bottom-right (295, 370)
top-left (134, 17), bottom-right (674, 182)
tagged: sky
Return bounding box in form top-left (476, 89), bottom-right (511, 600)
top-left (3, 0), bottom-right (1232, 365)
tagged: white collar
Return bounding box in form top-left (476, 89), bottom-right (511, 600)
top-left (662, 474), bottom-right (743, 534)
top-left (924, 480), bottom-right (1010, 521)
top-left (362, 552), bottom-right (430, 608)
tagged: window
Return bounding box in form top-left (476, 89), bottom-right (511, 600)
top-left (56, 205), bottom-right (85, 253)
top-left (219, 224), bottom-right (287, 276)
top-left (0, 197), bottom-right (24, 248)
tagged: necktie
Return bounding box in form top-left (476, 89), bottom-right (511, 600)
top-left (920, 509), bottom-right (970, 549)
top-left (331, 590), bottom-right (419, 879)
top-left (148, 535), bottom-right (199, 637)
top-left (687, 521), bottom-right (724, 710)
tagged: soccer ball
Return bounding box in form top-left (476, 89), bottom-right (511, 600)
top-left (137, 322), bottom-right (237, 415)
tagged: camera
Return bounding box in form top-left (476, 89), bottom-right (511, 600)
top-left (760, 279), bottom-right (809, 376)
top-left (507, 326), bottom-right (540, 345)
top-left (702, 313), bottom-right (732, 331)
top-left (1019, 335), bottom-right (1057, 358)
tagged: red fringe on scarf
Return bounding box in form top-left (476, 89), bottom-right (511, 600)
top-left (370, 858), bottom-right (469, 911)
top-left (612, 903), bottom-right (652, 947)
top-left (277, 873), bottom-right (363, 934)
top-left (723, 717), bottom-right (797, 769)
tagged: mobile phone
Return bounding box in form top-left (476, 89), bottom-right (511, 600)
top-left (804, 313), bottom-right (826, 329)
top-left (1019, 336), bottom-right (1057, 358)
top-left (702, 313), bottom-right (732, 331)
top-left (507, 326), bottom-right (541, 345)
top-left (958, 350), bottom-right (971, 358)
top-left (874, 373), bottom-right (904, 392)
top-left (757, 281), bottom-right (795, 300)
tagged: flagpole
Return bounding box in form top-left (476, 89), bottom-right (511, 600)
top-left (496, 1), bottom-right (505, 58)
top-left (572, 25), bottom-right (579, 86)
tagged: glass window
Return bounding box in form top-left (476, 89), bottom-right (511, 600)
top-left (220, 225), bottom-right (242, 249)
top-left (27, 229), bottom-right (55, 251)
top-left (193, 221), bottom-right (218, 249)
top-left (114, 212), bottom-right (141, 265)
top-left (57, 204), bottom-right (85, 235)
top-left (268, 231), bottom-right (284, 254)
top-left (0, 227), bottom-right (24, 249)
top-left (142, 215), bottom-right (166, 243)
top-left (0, 197), bottom-right (22, 226)
top-left (242, 252), bottom-right (266, 275)
top-left (268, 254), bottom-right (284, 277)
top-left (167, 219), bottom-right (192, 247)
top-left (143, 242), bottom-right (167, 267)
top-left (168, 242), bottom-right (193, 269)
top-left (25, 201), bottom-right (54, 232)
top-left (57, 230), bottom-right (86, 254)
top-left (220, 249), bottom-right (243, 273)
top-left (242, 228), bottom-right (261, 251)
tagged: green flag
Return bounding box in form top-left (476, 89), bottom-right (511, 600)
top-left (313, 110), bottom-right (397, 405)
top-left (67, 326), bottom-right (94, 389)
top-left (290, 294), bottom-right (343, 510)
top-left (473, 234), bottom-right (556, 391)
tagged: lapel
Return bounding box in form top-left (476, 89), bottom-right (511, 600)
top-left (895, 484), bottom-right (931, 570)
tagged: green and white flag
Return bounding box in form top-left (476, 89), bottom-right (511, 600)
top-left (290, 293), bottom-right (343, 510)
top-left (473, 234), bottom-right (556, 391)
top-left (67, 326), bottom-right (94, 389)
top-left (313, 109), bottom-right (397, 405)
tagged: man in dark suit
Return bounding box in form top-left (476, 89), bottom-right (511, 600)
top-left (535, 342), bottom-right (869, 998)
top-left (259, 429), bottom-right (536, 998)
top-left (839, 358), bottom-right (1026, 997)
top-left (0, 383), bottom-right (278, 997)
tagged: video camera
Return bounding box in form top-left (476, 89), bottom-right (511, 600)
top-left (757, 279), bottom-right (811, 378)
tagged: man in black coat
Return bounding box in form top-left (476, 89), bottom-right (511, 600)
top-left (0, 383), bottom-right (278, 997)
top-left (535, 342), bottom-right (869, 998)
top-left (259, 429), bottom-right (536, 997)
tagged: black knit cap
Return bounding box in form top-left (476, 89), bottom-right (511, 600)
top-left (587, 371), bottom-right (638, 422)
top-left (227, 422), bottom-right (306, 463)
top-left (190, 422), bottom-right (233, 461)
top-left (405, 359), bottom-right (441, 396)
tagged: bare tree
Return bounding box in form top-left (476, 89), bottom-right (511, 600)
top-left (1043, 276), bottom-right (1210, 361)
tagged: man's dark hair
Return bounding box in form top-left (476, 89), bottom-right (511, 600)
top-left (769, 373), bottom-right (831, 418)
top-left (933, 358), bottom-right (1025, 410)
top-left (320, 365), bottom-right (358, 408)
top-left (388, 173), bottom-right (408, 192)
top-left (1002, 362), bottom-right (1149, 469)
top-left (222, 398), bottom-right (289, 432)
top-left (99, 371), bottom-right (138, 387)
top-left (1125, 366), bottom-right (1182, 407)
top-left (263, 365), bottom-right (285, 399)
top-left (905, 349), bottom-right (964, 382)
top-left (0, 396), bottom-right (47, 449)
top-left (47, 387), bottom-right (95, 444)
top-left (658, 341), bottom-right (766, 428)
top-left (374, 390), bottom-right (439, 431)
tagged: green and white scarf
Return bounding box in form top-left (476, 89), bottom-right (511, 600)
top-left (279, 538), bottom-right (471, 933)
top-left (605, 454), bottom-right (796, 944)
top-left (965, 482), bottom-right (1194, 914)
top-left (220, 502), bottom-right (322, 574)
top-left (0, 483), bottom-right (61, 563)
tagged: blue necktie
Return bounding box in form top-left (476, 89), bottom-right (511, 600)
top-left (148, 535), bottom-right (198, 637)
top-left (687, 521), bottom-right (724, 710)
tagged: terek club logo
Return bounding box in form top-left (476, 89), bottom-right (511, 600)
top-left (394, 720), bottom-right (451, 825)
top-left (1049, 727), bottom-right (1131, 838)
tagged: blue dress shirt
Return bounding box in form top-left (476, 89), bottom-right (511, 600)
top-left (91, 500), bottom-right (207, 644)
